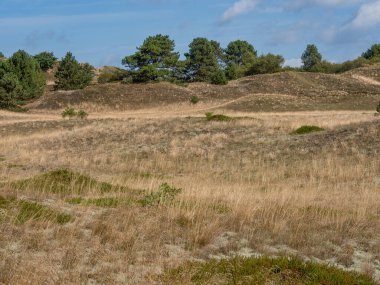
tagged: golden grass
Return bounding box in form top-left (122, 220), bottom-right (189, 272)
top-left (0, 108), bottom-right (379, 284)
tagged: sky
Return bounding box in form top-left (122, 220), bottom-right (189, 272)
top-left (0, 0), bottom-right (379, 67)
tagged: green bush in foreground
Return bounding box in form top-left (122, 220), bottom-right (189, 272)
top-left (161, 256), bottom-right (377, 285)
top-left (292, 125), bottom-right (325, 135)
top-left (376, 101), bottom-right (380, 113)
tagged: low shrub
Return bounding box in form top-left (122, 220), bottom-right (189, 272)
top-left (139, 183), bottom-right (182, 206)
top-left (62, 108), bottom-right (88, 119)
top-left (205, 112), bottom-right (232, 122)
top-left (77, 109), bottom-right (88, 119)
top-left (61, 107), bottom-right (77, 118)
top-left (292, 125), bottom-right (325, 135)
top-left (376, 101), bottom-right (380, 113)
top-left (190, 95), bottom-right (200, 104)
top-left (211, 70), bottom-right (228, 85)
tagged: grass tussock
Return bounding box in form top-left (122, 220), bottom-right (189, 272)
top-left (205, 112), bottom-right (232, 122)
top-left (0, 196), bottom-right (72, 225)
top-left (8, 169), bottom-right (124, 196)
top-left (161, 256), bottom-right (378, 285)
top-left (292, 125), bottom-right (325, 135)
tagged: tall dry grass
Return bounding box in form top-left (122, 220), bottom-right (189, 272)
top-left (0, 109), bottom-right (379, 284)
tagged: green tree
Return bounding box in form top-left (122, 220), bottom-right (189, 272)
top-left (122, 34), bottom-right (180, 82)
top-left (301, 44), bottom-right (322, 71)
top-left (185, 37), bottom-right (222, 82)
top-left (247, 53), bottom-right (284, 75)
top-left (34, 51), bottom-right (57, 71)
top-left (0, 50), bottom-right (45, 108)
top-left (0, 52), bottom-right (4, 59)
top-left (362, 44), bottom-right (380, 60)
top-left (225, 40), bottom-right (256, 79)
top-left (55, 52), bottom-right (94, 90)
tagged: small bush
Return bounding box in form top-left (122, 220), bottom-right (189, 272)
top-left (190, 95), bottom-right (200, 104)
top-left (62, 108), bottom-right (88, 119)
top-left (139, 183), bottom-right (181, 206)
top-left (205, 112), bottom-right (232, 122)
top-left (292, 125), bottom-right (325, 135)
top-left (376, 101), bottom-right (380, 113)
top-left (211, 70), bottom-right (228, 85)
top-left (98, 67), bottom-right (128, 83)
top-left (62, 107), bottom-right (77, 118)
top-left (77, 109), bottom-right (88, 119)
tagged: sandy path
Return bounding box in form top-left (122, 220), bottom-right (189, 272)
top-left (352, 75), bottom-right (380, 86)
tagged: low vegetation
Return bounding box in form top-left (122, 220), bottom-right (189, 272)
top-left (61, 107), bottom-right (88, 119)
top-left (8, 169), bottom-right (121, 196)
top-left (161, 256), bottom-right (378, 285)
top-left (205, 112), bottom-right (232, 122)
top-left (190, 95), bottom-right (200, 104)
top-left (292, 125), bottom-right (325, 135)
top-left (0, 196), bottom-right (72, 225)
top-left (139, 183), bottom-right (182, 206)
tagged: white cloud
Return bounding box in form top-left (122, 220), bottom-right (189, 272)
top-left (351, 0), bottom-right (380, 28)
top-left (283, 58), bottom-right (302, 67)
top-left (221, 0), bottom-right (259, 22)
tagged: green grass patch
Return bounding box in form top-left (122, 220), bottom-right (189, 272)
top-left (9, 169), bottom-right (125, 196)
top-left (0, 196), bottom-right (72, 225)
top-left (292, 125), bottom-right (325, 135)
top-left (161, 256), bottom-right (377, 285)
top-left (138, 183), bottom-right (182, 206)
top-left (205, 112), bottom-right (232, 122)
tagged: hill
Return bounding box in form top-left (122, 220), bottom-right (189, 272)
top-left (28, 64), bottom-right (380, 112)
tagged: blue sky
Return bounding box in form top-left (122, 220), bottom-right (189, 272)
top-left (1, 0), bottom-right (379, 67)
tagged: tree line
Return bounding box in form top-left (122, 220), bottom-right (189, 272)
top-left (1, 35), bottom-right (380, 109)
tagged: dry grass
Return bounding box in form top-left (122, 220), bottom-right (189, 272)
top-left (0, 106), bottom-right (380, 284)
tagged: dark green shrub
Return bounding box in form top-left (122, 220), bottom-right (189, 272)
top-left (77, 109), bottom-right (88, 119)
top-left (292, 125), bottom-right (325, 135)
top-left (34, 51), bottom-right (57, 71)
top-left (247, 53), bottom-right (284, 75)
top-left (0, 50), bottom-right (45, 109)
top-left (190, 95), bottom-right (200, 104)
top-left (61, 107), bottom-right (77, 118)
top-left (205, 112), bottom-right (232, 122)
top-left (376, 101), bottom-right (380, 113)
top-left (211, 69), bottom-right (228, 85)
top-left (55, 52), bottom-right (94, 90)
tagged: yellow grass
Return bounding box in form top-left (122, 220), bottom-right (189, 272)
top-left (0, 108), bottom-right (379, 284)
